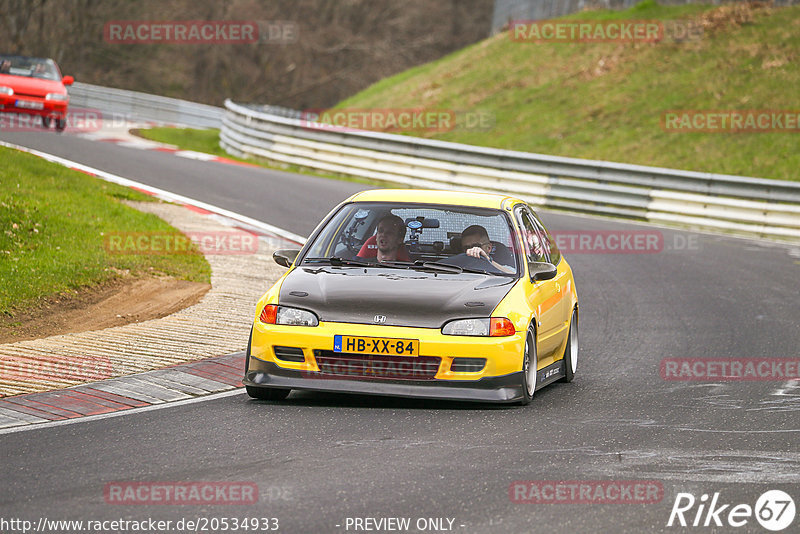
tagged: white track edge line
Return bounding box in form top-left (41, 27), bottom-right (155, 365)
top-left (0, 140), bottom-right (303, 434)
top-left (0, 139), bottom-right (307, 244)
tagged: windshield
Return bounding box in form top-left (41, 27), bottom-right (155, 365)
top-left (0, 55), bottom-right (61, 81)
top-left (302, 202), bottom-right (520, 276)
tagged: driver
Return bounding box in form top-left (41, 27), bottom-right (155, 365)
top-left (461, 225), bottom-right (514, 274)
top-left (357, 214), bottom-right (411, 262)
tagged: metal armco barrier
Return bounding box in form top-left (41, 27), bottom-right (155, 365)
top-left (220, 99), bottom-right (800, 243)
top-left (68, 82), bottom-right (223, 128)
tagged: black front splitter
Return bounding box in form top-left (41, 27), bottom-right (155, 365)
top-left (243, 359), bottom-right (526, 403)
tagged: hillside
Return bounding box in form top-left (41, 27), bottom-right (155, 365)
top-left (336, 1), bottom-right (799, 181)
top-left (0, 0), bottom-right (492, 109)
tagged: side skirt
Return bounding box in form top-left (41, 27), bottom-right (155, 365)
top-left (534, 359), bottom-right (565, 391)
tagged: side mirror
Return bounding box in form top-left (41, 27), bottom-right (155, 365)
top-left (62, 75), bottom-right (74, 86)
top-left (529, 261), bottom-right (557, 282)
top-left (273, 249), bottom-right (300, 268)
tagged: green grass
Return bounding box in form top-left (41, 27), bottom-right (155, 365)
top-left (133, 127), bottom-right (232, 158)
top-left (559, 0), bottom-right (712, 20)
top-left (0, 147), bottom-right (211, 315)
top-left (335, 1), bottom-right (800, 181)
top-left (135, 126), bottom-right (407, 189)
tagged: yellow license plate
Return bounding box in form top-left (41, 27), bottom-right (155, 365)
top-left (333, 335), bottom-right (419, 357)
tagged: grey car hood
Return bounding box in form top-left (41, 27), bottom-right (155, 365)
top-left (278, 266), bottom-right (517, 328)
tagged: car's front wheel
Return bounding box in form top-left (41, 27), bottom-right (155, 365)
top-left (42, 116), bottom-right (51, 128)
top-left (55, 117), bottom-right (66, 132)
top-left (519, 327), bottom-right (537, 405)
top-left (246, 386), bottom-right (291, 401)
top-left (560, 308), bottom-right (578, 383)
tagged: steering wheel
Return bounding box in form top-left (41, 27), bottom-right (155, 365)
top-left (440, 253), bottom-right (507, 274)
top-left (342, 209), bottom-right (370, 254)
top-left (342, 235), bottom-right (364, 255)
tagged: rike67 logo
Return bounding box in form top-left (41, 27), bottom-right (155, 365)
top-left (667, 490), bottom-right (796, 531)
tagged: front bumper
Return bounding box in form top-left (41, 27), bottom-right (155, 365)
top-left (244, 360), bottom-right (524, 403)
top-left (0, 96), bottom-right (67, 118)
top-left (245, 321), bottom-right (528, 403)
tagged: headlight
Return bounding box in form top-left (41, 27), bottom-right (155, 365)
top-left (45, 93), bottom-right (68, 101)
top-left (258, 304), bottom-right (318, 326)
top-left (277, 306), bottom-right (319, 326)
top-left (442, 318), bottom-right (489, 336)
top-left (0, 86), bottom-right (13, 96)
top-left (442, 317), bottom-right (515, 337)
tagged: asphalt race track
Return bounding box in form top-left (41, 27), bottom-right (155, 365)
top-left (2, 130), bottom-right (799, 533)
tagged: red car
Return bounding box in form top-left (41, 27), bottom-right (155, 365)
top-left (0, 55), bottom-right (73, 132)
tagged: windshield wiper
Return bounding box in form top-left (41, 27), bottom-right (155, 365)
top-left (377, 260), bottom-right (414, 268)
top-left (419, 261), bottom-right (464, 274)
top-left (379, 260), bottom-right (464, 273)
top-left (303, 256), bottom-right (373, 267)
top-left (384, 259), bottom-right (514, 275)
top-left (459, 266), bottom-right (494, 275)
top-left (459, 265), bottom-right (517, 276)
top-left (302, 257), bottom-right (492, 275)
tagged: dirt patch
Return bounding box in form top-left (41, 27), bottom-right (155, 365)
top-left (697, 1), bottom-right (771, 34)
top-left (0, 276), bottom-right (210, 344)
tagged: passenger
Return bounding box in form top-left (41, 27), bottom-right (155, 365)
top-left (0, 60), bottom-right (11, 74)
top-left (461, 224), bottom-right (514, 274)
top-left (357, 214), bottom-right (411, 262)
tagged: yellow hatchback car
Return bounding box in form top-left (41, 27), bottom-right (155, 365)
top-left (244, 190), bottom-right (578, 404)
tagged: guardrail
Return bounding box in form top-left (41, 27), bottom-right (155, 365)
top-left (220, 99), bottom-right (800, 242)
top-left (69, 82), bottom-right (223, 129)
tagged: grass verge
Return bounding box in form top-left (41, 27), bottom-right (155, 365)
top-left (133, 126), bottom-right (403, 189)
top-left (132, 127), bottom-right (232, 158)
top-left (0, 146), bottom-right (211, 316)
top-left (335, 1), bottom-right (799, 181)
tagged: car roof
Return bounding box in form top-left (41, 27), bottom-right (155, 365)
top-left (346, 189), bottom-right (525, 209)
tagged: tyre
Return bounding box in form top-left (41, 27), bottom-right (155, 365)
top-left (519, 327), bottom-right (537, 405)
top-left (246, 386), bottom-right (290, 401)
top-left (560, 309), bottom-right (578, 383)
top-left (244, 325), bottom-right (253, 375)
top-left (244, 326), bottom-right (290, 401)
top-left (55, 117), bottom-right (66, 132)
top-left (42, 116), bottom-right (51, 128)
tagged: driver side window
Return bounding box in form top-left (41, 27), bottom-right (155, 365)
top-left (516, 208), bottom-right (549, 263)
